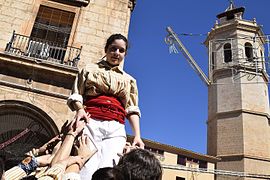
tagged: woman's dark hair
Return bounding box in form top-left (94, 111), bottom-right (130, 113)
top-left (104, 34), bottom-right (129, 53)
top-left (117, 149), bottom-right (162, 180)
top-left (92, 167), bottom-right (124, 180)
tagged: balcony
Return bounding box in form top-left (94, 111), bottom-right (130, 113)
top-left (5, 31), bottom-right (82, 68)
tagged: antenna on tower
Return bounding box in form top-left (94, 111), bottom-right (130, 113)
top-left (226, 0), bottom-right (235, 11)
top-left (165, 26), bottom-right (211, 86)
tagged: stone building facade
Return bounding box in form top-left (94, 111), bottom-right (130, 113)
top-left (0, 0), bottom-right (135, 163)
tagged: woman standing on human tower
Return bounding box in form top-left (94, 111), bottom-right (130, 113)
top-left (67, 34), bottom-right (144, 179)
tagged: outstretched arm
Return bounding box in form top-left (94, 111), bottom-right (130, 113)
top-left (65, 134), bottom-right (97, 174)
top-left (127, 114), bottom-right (144, 148)
top-left (51, 120), bottom-right (86, 166)
top-left (67, 69), bottom-right (91, 125)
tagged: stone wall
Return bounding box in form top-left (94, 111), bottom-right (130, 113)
top-left (0, 0), bottom-right (133, 68)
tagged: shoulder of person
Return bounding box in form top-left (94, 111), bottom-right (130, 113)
top-left (123, 71), bottom-right (137, 82)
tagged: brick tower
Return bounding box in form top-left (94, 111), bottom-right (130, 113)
top-left (205, 2), bottom-right (270, 179)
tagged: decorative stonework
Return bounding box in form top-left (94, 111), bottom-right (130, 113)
top-left (128, 0), bottom-right (136, 11)
top-left (51, 0), bottom-right (90, 7)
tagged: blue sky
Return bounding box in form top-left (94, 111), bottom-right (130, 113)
top-left (124, 0), bottom-right (270, 154)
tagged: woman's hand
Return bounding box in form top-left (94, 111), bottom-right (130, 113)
top-left (132, 136), bottom-right (145, 149)
top-left (68, 109), bottom-right (90, 135)
top-left (68, 118), bottom-right (86, 136)
top-left (26, 135), bottom-right (62, 156)
top-left (74, 134), bottom-right (97, 167)
top-left (75, 109), bottom-right (90, 124)
top-left (127, 114), bottom-right (144, 149)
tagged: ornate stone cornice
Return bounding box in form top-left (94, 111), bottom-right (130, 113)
top-left (50, 0), bottom-right (90, 7)
top-left (207, 109), bottom-right (270, 124)
top-left (217, 154), bottom-right (270, 162)
top-left (128, 0), bottom-right (136, 12)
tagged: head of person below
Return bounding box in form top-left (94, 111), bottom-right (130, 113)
top-left (92, 167), bottom-right (124, 180)
top-left (116, 148), bottom-right (163, 180)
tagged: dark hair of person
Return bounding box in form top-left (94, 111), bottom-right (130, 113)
top-left (92, 167), bottom-right (124, 180)
top-left (117, 149), bottom-right (162, 180)
top-left (104, 34), bottom-right (129, 53)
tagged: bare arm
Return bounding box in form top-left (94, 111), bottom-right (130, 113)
top-left (127, 114), bottom-right (144, 148)
top-left (71, 101), bottom-right (91, 129)
top-left (68, 69), bottom-right (90, 124)
top-left (65, 135), bottom-right (97, 174)
top-left (51, 120), bottom-right (86, 166)
top-left (50, 131), bottom-right (76, 166)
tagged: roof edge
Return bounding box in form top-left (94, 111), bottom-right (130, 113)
top-left (127, 135), bottom-right (220, 163)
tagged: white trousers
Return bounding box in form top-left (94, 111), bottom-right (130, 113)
top-left (80, 119), bottom-right (126, 180)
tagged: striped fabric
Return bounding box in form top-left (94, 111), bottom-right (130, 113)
top-left (36, 164), bottom-right (65, 180)
top-left (5, 165), bottom-right (65, 180)
top-left (5, 166), bottom-right (27, 180)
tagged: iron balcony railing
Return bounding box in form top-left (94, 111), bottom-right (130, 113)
top-left (5, 31), bottom-right (82, 68)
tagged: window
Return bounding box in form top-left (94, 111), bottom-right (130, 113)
top-left (245, 42), bottom-right (253, 61)
top-left (199, 160), bottom-right (208, 169)
top-left (145, 146), bottom-right (164, 155)
top-left (31, 5), bottom-right (75, 46)
top-left (177, 155), bottom-right (186, 166)
top-left (188, 158), bottom-right (199, 163)
top-left (261, 50), bottom-right (264, 69)
top-left (29, 5), bottom-right (75, 61)
top-left (226, 14), bottom-right (234, 20)
top-left (211, 52), bottom-right (215, 70)
top-left (176, 177), bottom-right (185, 180)
top-left (224, 43), bottom-right (232, 63)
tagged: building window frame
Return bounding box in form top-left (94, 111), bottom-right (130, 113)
top-left (245, 42), bottom-right (253, 61)
top-left (199, 160), bottom-right (208, 169)
top-left (177, 155), bottom-right (186, 166)
top-left (224, 43), bottom-right (232, 63)
top-left (30, 5), bottom-right (76, 47)
top-left (25, 1), bottom-right (80, 48)
top-left (211, 51), bottom-right (215, 70)
top-left (17, 2), bottom-right (82, 64)
top-left (176, 177), bottom-right (185, 180)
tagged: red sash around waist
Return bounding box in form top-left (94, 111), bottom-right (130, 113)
top-left (84, 95), bottom-right (126, 124)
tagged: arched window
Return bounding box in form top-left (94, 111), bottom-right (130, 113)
top-left (245, 42), bottom-right (253, 61)
top-left (0, 100), bottom-right (58, 169)
top-left (224, 43), bottom-right (232, 63)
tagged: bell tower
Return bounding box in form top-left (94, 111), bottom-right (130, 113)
top-left (205, 2), bottom-right (270, 179)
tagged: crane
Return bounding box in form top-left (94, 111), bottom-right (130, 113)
top-left (165, 26), bottom-right (211, 86)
